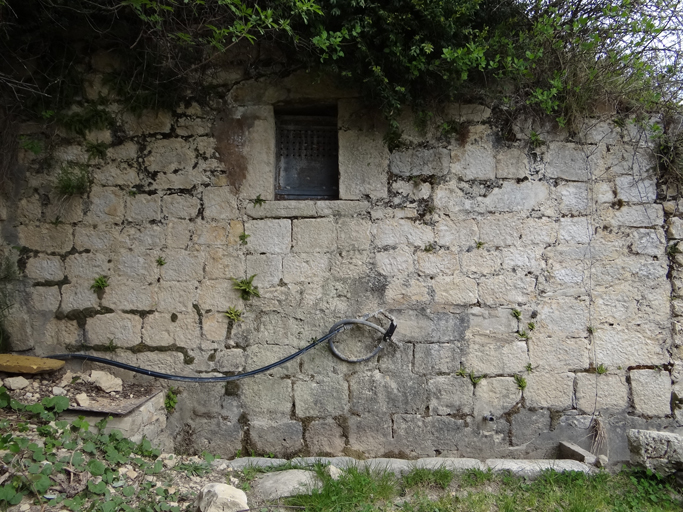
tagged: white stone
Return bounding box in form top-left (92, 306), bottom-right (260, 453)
top-left (145, 139), bottom-right (194, 173)
top-left (4, 376), bottom-right (30, 390)
top-left (339, 130), bottom-right (389, 199)
top-left (205, 249), bottom-right (245, 280)
top-left (525, 372), bottom-right (574, 409)
top-left (101, 279), bottom-right (156, 310)
top-left (93, 163), bottom-right (138, 187)
top-left (486, 459), bottom-right (590, 478)
top-left (495, 148), bottom-right (528, 179)
top-left (294, 375), bottom-right (349, 417)
top-left (462, 337), bottom-right (529, 375)
top-left (198, 280), bottom-right (242, 311)
top-left (594, 325), bottom-right (668, 367)
top-left (30, 286), bottom-right (61, 312)
top-left (545, 143), bottom-right (605, 181)
top-left (373, 219), bottom-right (433, 247)
top-left (478, 275), bottom-right (535, 306)
top-left (375, 247), bottom-right (413, 276)
top-left (65, 253), bottom-right (110, 280)
top-left (245, 219), bottom-right (291, 254)
top-left (616, 176), bottom-right (657, 204)
top-left (160, 250), bottom-right (205, 282)
top-left (85, 313), bottom-right (142, 348)
top-left (162, 194), bottom-right (200, 219)
top-left (478, 216), bottom-right (521, 247)
top-left (428, 376), bottom-right (474, 415)
top-left (529, 336), bottom-right (589, 371)
top-left (86, 187), bottom-right (125, 224)
top-left (630, 229), bottom-right (665, 256)
top-left (432, 276), bottom-right (478, 305)
top-left (283, 254), bottom-right (331, 283)
top-left (667, 217), bottom-right (683, 239)
top-left (337, 219), bottom-right (372, 251)
top-left (90, 370), bottom-right (122, 393)
top-left (385, 279), bottom-right (430, 306)
top-left (416, 251), bottom-right (459, 276)
top-left (390, 148), bottom-right (449, 177)
top-left (142, 313), bottom-right (200, 348)
top-left (292, 218), bottom-right (336, 253)
top-left (414, 343), bottom-right (460, 374)
top-left (26, 256), bottom-right (65, 281)
top-left (251, 470), bottom-right (320, 500)
top-left (482, 181), bottom-right (549, 213)
top-left (631, 370), bottom-right (672, 417)
top-left (246, 255), bottom-right (283, 288)
top-left (460, 249), bottom-right (503, 275)
top-left (575, 373), bottom-right (628, 413)
top-left (18, 224), bottom-right (73, 253)
top-left (436, 218), bottom-right (478, 248)
top-left (74, 227), bottom-right (116, 251)
top-left (61, 282), bottom-right (99, 311)
top-left (474, 377), bottom-right (521, 418)
top-left (76, 393), bottom-right (90, 407)
top-left (558, 183), bottom-right (589, 214)
top-left (608, 204), bottom-right (664, 228)
top-left (195, 483), bottom-right (248, 512)
top-left (451, 145), bottom-right (495, 180)
top-left (126, 194), bottom-right (161, 222)
top-left (203, 187), bottom-right (239, 220)
top-left (52, 386), bottom-right (67, 396)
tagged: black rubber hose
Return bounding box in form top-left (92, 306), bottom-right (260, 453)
top-left (46, 317), bottom-right (389, 382)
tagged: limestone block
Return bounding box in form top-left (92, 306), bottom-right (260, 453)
top-left (594, 182), bottom-right (615, 203)
top-left (156, 281), bottom-right (197, 312)
top-left (375, 247), bottom-right (413, 276)
top-left (627, 429), bottom-right (683, 476)
top-left (460, 249), bottom-right (503, 275)
top-left (4, 313), bottom-right (34, 351)
top-left (246, 343), bottom-right (300, 376)
top-left (246, 201), bottom-right (317, 219)
top-left (249, 421), bottom-right (303, 456)
top-left (245, 219), bottom-right (291, 254)
top-left (176, 117), bottom-right (210, 136)
top-left (607, 204), bottom-right (664, 228)
top-left (18, 224), bottom-right (73, 253)
top-left (330, 251), bottom-right (369, 279)
top-left (495, 148), bottom-right (528, 179)
top-left (126, 194), bottom-right (160, 222)
top-left (194, 224), bottom-right (228, 245)
top-left (86, 187), bottom-right (125, 224)
top-left (198, 280), bottom-right (241, 311)
top-left (119, 226), bottom-right (165, 250)
top-left (594, 326), bottom-right (668, 367)
top-left (283, 254), bottom-right (331, 283)
top-left (65, 253), bottom-right (110, 281)
top-left (575, 373), bottom-right (628, 413)
top-left (432, 182), bottom-right (471, 214)
top-left (416, 251), bottom-right (459, 276)
top-left (213, 348), bottom-right (246, 373)
top-left (414, 343), bottom-right (460, 374)
top-left (195, 483), bottom-right (247, 512)
top-left (107, 141), bottom-right (138, 161)
top-left (500, 247), bottom-right (543, 272)
top-left (74, 227), bottom-right (115, 251)
top-left (373, 219), bottom-right (433, 248)
top-left (451, 145), bottom-right (495, 180)
top-left (241, 376), bottom-right (293, 419)
top-left (102, 279), bottom-right (156, 310)
top-left (468, 307), bottom-right (518, 334)
top-left (631, 370), bottom-right (672, 417)
top-left (347, 413), bottom-right (394, 457)
top-left (558, 183), bottom-right (589, 214)
top-left (203, 187), bottom-right (239, 220)
top-left (537, 298), bottom-right (589, 337)
top-left (444, 103), bottom-right (491, 122)
top-left (436, 218), bottom-right (478, 248)
top-left (390, 148), bottom-right (449, 177)
top-left (4, 376), bottom-right (30, 390)
top-left (463, 336), bottom-right (529, 374)
top-left (525, 372), bottom-right (575, 409)
top-left (474, 377), bottom-right (521, 418)
top-left (93, 163), bottom-right (138, 187)
top-left (390, 310), bottom-right (468, 343)
top-left (482, 181), bottom-right (549, 213)
top-left (293, 218), bottom-right (336, 253)
top-left (160, 250), bottom-right (205, 282)
top-left (61, 282), bottom-right (99, 311)
top-left (142, 313), bottom-right (200, 348)
top-left (630, 228), bottom-right (665, 256)
top-left (349, 370), bottom-right (427, 414)
top-left (305, 419), bottom-right (346, 455)
top-left (385, 278), bottom-right (430, 306)
top-left (545, 142), bottom-right (605, 181)
top-left (392, 415), bottom-right (462, 456)
top-left (161, 194), bottom-right (200, 219)
top-left (478, 274), bottom-right (535, 306)
top-left (202, 312), bottom-right (229, 343)
top-left (578, 120), bottom-right (620, 144)
top-left (316, 200), bottom-right (370, 217)
top-left (84, 312), bottom-right (142, 348)
top-left (616, 176), bottom-right (657, 204)
top-left (339, 130), bottom-right (389, 199)
top-left (246, 255), bottom-right (283, 288)
top-left (26, 255), bottom-right (64, 281)
top-left (45, 194), bottom-right (83, 224)
top-left (337, 218), bottom-right (372, 251)
top-left (122, 110), bottom-right (172, 136)
top-left (478, 216), bottom-right (521, 247)
top-left (145, 139), bottom-right (194, 173)
top-left (166, 220), bottom-right (192, 249)
top-left (17, 195), bottom-right (41, 222)
top-left (30, 286), bottom-right (61, 312)
top-left (520, 218), bottom-right (558, 246)
top-left (432, 275), bottom-right (478, 305)
top-left (529, 336), bottom-right (589, 371)
top-left (428, 376), bottom-right (474, 415)
top-left (294, 375), bottom-right (349, 417)
top-left (44, 319), bottom-right (80, 349)
top-left (667, 217), bottom-right (683, 239)
top-left (155, 168), bottom-right (209, 189)
top-left (111, 250), bottom-right (157, 283)
top-left (205, 249), bottom-right (245, 280)
top-left (512, 409), bottom-right (551, 446)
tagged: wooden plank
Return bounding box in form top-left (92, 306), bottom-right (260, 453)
top-left (0, 354), bottom-right (65, 374)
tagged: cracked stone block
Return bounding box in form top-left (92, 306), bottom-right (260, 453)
top-left (511, 409), bottom-right (551, 446)
top-left (294, 375), bottom-right (349, 417)
top-left (631, 370), bottom-right (672, 417)
top-left (525, 372), bottom-right (574, 410)
top-left (305, 419), bottom-right (346, 456)
top-left (26, 255), bottom-right (65, 281)
top-left (575, 373), bottom-right (628, 413)
top-left (84, 313), bottom-right (142, 348)
top-left (428, 376), bottom-right (474, 415)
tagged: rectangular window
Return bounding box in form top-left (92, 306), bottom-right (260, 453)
top-left (275, 105), bottom-right (339, 200)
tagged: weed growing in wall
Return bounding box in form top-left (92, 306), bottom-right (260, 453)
top-left (90, 276), bottom-right (109, 293)
top-left (225, 307), bottom-right (243, 323)
top-left (165, 387), bottom-right (179, 413)
top-left (84, 141), bottom-right (108, 161)
top-left (56, 164), bottom-right (89, 197)
top-left (232, 275), bottom-right (260, 301)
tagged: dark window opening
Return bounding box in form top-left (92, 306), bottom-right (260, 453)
top-left (275, 105), bottom-right (339, 200)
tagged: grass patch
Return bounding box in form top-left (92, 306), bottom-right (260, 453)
top-left (403, 467), bottom-right (454, 490)
top-left (56, 163), bottom-right (89, 196)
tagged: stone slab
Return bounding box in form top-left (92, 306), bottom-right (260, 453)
top-left (413, 458), bottom-right (485, 472)
top-left (0, 354), bottom-right (65, 374)
top-left (485, 459), bottom-right (592, 478)
top-left (251, 469), bottom-right (321, 500)
top-left (559, 441), bottom-right (598, 465)
top-left (228, 458), bottom-right (288, 471)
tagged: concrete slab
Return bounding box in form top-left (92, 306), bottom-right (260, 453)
top-left (485, 459), bottom-right (592, 478)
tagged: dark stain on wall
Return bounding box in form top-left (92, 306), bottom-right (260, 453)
top-left (212, 110), bottom-right (254, 191)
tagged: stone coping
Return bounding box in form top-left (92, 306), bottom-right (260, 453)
top-left (220, 456), bottom-right (591, 477)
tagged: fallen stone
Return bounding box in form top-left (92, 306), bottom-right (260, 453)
top-left (90, 370), bottom-right (123, 393)
top-left (4, 376), bottom-right (30, 390)
top-left (211, 458), bottom-right (229, 471)
top-left (251, 469), bottom-right (320, 500)
top-left (597, 455), bottom-right (609, 468)
top-left (228, 458), bottom-right (288, 471)
top-left (52, 386), bottom-right (67, 396)
top-left (159, 453), bottom-right (177, 468)
top-left (59, 370), bottom-right (74, 387)
top-left (413, 458), bottom-right (485, 472)
top-left (0, 354), bottom-right (65, 374)
top-left (76, 393), bottom-right (90, 407)
top-left (327, 465), bottom-right (343, 480)
top-left (559, 441), bottom-right (598, 466)
top-left (195, 483), bottom-right (247, 512)
top-left (628, 429), bottom-right (683, 477)
top-left (485, 459), bottom-right (592, 478)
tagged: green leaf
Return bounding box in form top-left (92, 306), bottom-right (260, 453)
top-left (122, 486), bottom-right (135, 497)
top-left (83, 441), bottom-right (97, 454)
top-left (28, 463), bottom-right (42, 474)
top-left (0, 484), bottom-right (16, 502)
top-left (88, 459), bottom-right (106, 476)
top-left (32, 473), bottom-right (51, 494)
top-left (87, 480), bottom-right (107, 494)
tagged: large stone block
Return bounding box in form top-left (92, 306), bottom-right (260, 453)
top-left (246, 254), bottom-right (283, 288)
top-left (160, 250), bottom-right (205, 282)
top-left (337, 218), bottom-right (372, 251)
top-left (305, 419), bottom-right (346, 455)
top-left (390, 148), bottom-right (449, 177)
top-left (240, 376), bottom-right (293, 419)
top-left (84, 312), bottom-right (142, 348)
top-left (111, 250), bottom-right (157, 283)
top-left (122, 110), bottom-right (172, 135)
top-left (545, 142), bottom-right (605, 181)
top-left (373, 219), bottom-right (433, 248)
top-left (292, 218), bottom-right (336, 253)
top-left (245, 219), bottom-right (291, 254)
top-left (339, 130), bottom-right (389, 199)
top-left (537, 298), bottom-right (589, 337)
top-left (414, 343), bottom-right (460, 374)
top-left (511, 409), bottom-right (551, 446)
top-left (119, 226), bottom-right (165, 250)
top-left (250, 420), bottom-right (303, 456)
top-left (161, 194), bottom-right (200, 219)
top-left (428, 376), bottom-right (474, 415)
top-left (616, 176), bottom-right (657, 204)
top-left (102, 279), bottom-right (156, 310)
top-left (631, 370), bottom-right (671, 417)
top-left (525, 372), bottom-right (574, 409)
top-left (627, 429), bottom-right (683, 476)
top-left (462, 336), bottom-right (529, 375)
top-left (375, 247), bottom-right (414, 276)
top-left (18, 224), bottom-right (73, 253)
top-left (385, 278), bottom-right (430, 307)
top-left (64, 253), bottom-right (110, 281)
top-left (468, 307), bottom-right (517, 334)
top-left (347, 413), bottom-right (393, 457)
top-left (436, 218), bottom-right (478, 249)
top-left (203, 187), bottom-right (239, 220)
top-left (495, 148), bottom-right (528, 179)
top-left (460, 249), bottom-right (502, 275)
top-left (559, 217), bottom-right (592, 244)
top-left (198, 280), bottom-right (241, 311)
top-left (607, 204), bottom-right (664, 228)
top-left (575, 372), bottom-right (628, 414)
top-left (30, 286), bottom-right (60, 312)
top-left (283, 254), bottom-right (331, 283)
top-left (451, 145), bottom-right (495, 180)
top-left (294, 375), bottom-right (349, 417)
top-left (478, 274), bottom-right (536, 306)
top-left (74, 227), bottom-right (115, 251)
top-left (630, 228), bottom-right (666, 256)
top-left (61, 282), bottom-right (99, 311)
top-left (594, 326), bottom-right (669, 367)
top-left (481, 182), bottom-right (549, 213)
top-left (156, 281), bottom-right (197, 312)
top-left (145, 139), bottom-right (194, 173)
top-left (205, 249), bottom-right (245, 280)
top-left (25, 255), bottom-right (65, 281)
top-left (126, 194), bottom-right (161, 222)
top-left (478, 216), bottom-right (521, 247)
top-left (142, 313), bottom-right (200, 348)
top-left (86, 187), bottom-right (125, 224)
top-left (557, 183), bottom-right (589, 214)
top-left (474, 377), bottom-right (521, 418)
top-left (432, 275), bottom-right (478, 305)
top-left (349, 370), bottom-right (427, 414)
top-left (529, 336), bottom-right (589, 371)
top-left (416, 250), bottom-right (459, 276)
top-left (393, 415), bottom-right (463, 457)
top-left (194, 224), bottom-right (228, 245)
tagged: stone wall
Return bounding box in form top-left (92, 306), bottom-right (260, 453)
top-left (2, 60), bottom-right (683, 462)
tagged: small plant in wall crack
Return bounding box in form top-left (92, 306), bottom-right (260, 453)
top-left (455, 367), bottom-right (468, 378)
top-left (85, 141), bottom-right (108, 161)
top-left (514, 374), bottom-right (527, 391)
top-left (56, 163), bottom-right (90, 197)
top-left (587, 325), bottom-right (596, 334)
top-left (517, 330), bottom-right (529, 340)
top-left (596, 363), bottom-right (608, 375)
top-left (239, 232), bottom-right (250, 245)
top-left (156, 257), bottom-right (166, 267)
top-left (232, 275), bottom-right (260, 301)
top-left (225, 307), bottom-right (243, 323)
top-left (469, 371), bottom-right (485, 385)
top-left (251, 194), bottom-right (266, 207)
top-left (527, 322), bottom-right (536, 331)
top-left (525, 363), bottom-right (534, 373)
top-left (90, 276), bottom-right (109, 299)
top-left (475, 240), bottom-right (485, 249)
top-left (165, 387), bottom-right (179, 413)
